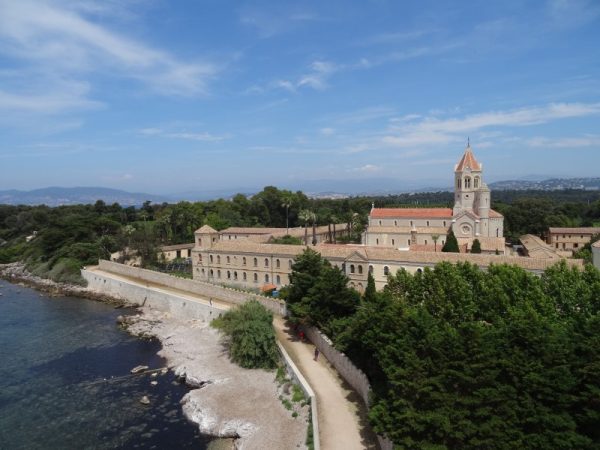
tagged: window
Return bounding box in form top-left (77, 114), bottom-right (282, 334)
top-left (394, 220), bottom-right (397, 226)
top-left (243, 272), bottom-right (247, 281)
top-left (376, 238), bottom-right (379, 245)
top-left (198, 238), bottom-right (202, 246)
top-left (201, 268), bottom-right (205, 275)
top-left (341, 263), bottom-right (346, 273)
top-left (217, 255), bottom-right (221, 264)
top-left (474, 177), bottom-right (479, 188)
top-left (417, 268), bottom-right (423, 274)
top-left (384, 266), bottom-right (389, 275)
top-left (444, 221), bottom-right (446, 227)
top-left (227, 271), bottom-right (231, 279)
top-left (574, 243), bottom-right (579, 248)
top-left (276, 259), bottom-right (280, 269)
top-left (264, 258), bottom-right (269, 267)
top-left (379, 220), bottom-right (382, 226)
top-left (392, 239), bottom-right (395, 245)
top-left (427, 221), bottom-right (430, 227)
top-left (253, 258), bottom-right (258, 267)
top-left (243, 257), bottom-right (246, 266)
top-left (210, 269), bottom-right (213, 277)
top-left (253, 273), bottom-right (258, 282)
top-left (408, 239), bottom-right (410, 245)
top-left (234, 271), bottom-right (238, 280)
top-left (265, 274), bottom-right (269, 283)
top-left (226, 256), bottom-right (230, 264)
top-left (410, 220), bottom-right (413, 226)
top-left (187, 249), bottom-right (191, 257)
top-left (228, 235), bottom-right (231, 240)
top-left (358, 265), bottom-right (363, 274)
top-left (350, 264), bottom-right (355, 274)
top-left (369, 265), bottom-right (373, 274)
top-left (198, 254), bottom-right (202, 262)
top-left (465, 177), bottom-right (471, 189)
top-left (425, 240), bottom-right (428, 245)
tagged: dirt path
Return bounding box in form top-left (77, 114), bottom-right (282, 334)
top-left (88, 268), bottom-right (377, 449)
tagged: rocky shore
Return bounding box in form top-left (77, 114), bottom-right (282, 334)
top-left (1, 262), bottom-right (309, 449)
top-left (122, 309), bottom-right (309, 450)
top-left (0, 262), bottom-right (125, 306)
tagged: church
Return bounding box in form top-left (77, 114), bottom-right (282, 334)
top-left (363, 144), bottom-right (505, 254)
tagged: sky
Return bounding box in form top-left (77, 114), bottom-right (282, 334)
top-left (0, 0), bottom-right (599, 194)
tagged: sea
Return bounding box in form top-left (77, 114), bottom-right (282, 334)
top-left (0, 278), bottom-right (216, 449)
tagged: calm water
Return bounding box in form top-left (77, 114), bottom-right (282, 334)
top-left (0, 279), bottom-right (212, 449)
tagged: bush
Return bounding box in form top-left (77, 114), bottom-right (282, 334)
top-left (212, 300), bottom-right (279, 369)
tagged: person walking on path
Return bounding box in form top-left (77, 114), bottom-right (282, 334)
top-left (314, 347), bottom-right (320, 361)
top-left (209, 297), bottom-right (213, 306)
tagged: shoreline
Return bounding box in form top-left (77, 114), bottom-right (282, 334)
top-left (0, 262), bottom-right (309, 450)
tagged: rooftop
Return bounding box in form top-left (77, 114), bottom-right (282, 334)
top-left (548, 227), bottom-right (600, 234)
top-left (371, 208), bottom-right (453, 219)
top-left (455, 145), bottom-right (482, 172)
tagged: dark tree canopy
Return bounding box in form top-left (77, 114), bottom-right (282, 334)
top-left (442, 229), bottom-right (460, 252)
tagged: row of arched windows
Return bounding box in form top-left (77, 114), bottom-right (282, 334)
top-left (456, 176), bottom-right (480, 189)
top-left (205, 269), bottom-right (283, 285)
top-left (206, 254), bottom-right (292, 269)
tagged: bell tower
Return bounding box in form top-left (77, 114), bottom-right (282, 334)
top-left (453, 142), bottom-right (483, 215)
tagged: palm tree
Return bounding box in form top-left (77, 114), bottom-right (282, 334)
top-left (331, 214), bottom-right (338, 243)
top-left (432, 234), bottom-right (440, 252)
top-left (311, 212), bottom-right (318, 245)
top-left (298, 209), bottom-right (312, 245)
top-left (281, 192), bottom-right (294, 235)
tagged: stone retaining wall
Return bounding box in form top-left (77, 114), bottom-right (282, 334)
top-left (82, 269), bottom-right (225, 322)
top-left (304, 326), bottom-right (394, 450)
top-left (96, 260), bottom-right (286, 316)
top-left (277, 343), bottom-right (320, 450)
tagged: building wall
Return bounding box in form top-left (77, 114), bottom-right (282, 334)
top-left (548, 231), bottom-right (600, 252)
top-left (368, 217), bottom-right (450, 228)
top-left (593, 244), bottom-right (600, 271)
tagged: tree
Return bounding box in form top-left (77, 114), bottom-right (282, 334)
top-left (432, 234), bottom-right (440, 252)
top-left (363, 272), bottom-right (377, 302)
top-left (442, 229), bottom-right (460, 252)
top-left (211, 300), bottom-right (279, 369)
top-left (298, 209), bottom-right (312, 245)
top-left (471, 238), bottom-right (482, 253)
top-left (281, 191), bottom-right (294, 235)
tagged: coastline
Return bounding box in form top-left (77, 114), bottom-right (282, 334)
top-left (0, 262), bottom-right (309, 449)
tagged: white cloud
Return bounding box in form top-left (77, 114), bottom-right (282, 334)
top-left (0, 0), bottom-right (217, 108)
top-left (350, 164), bottom-right (381, 173)
top-left (138, 127), bottom-right (228, 142)
top-left (275, 60), bottom-right (337, 92)
top-left (0, 82), bottom-right (101, 113)
top-left (526, 135), bottom-right (600, 148)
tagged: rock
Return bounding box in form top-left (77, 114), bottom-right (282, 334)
top-left (151, 372), bottom-right (158, 378)
top-left (151, 381), bottom-right (158, 386)
top-left (116, 315), bottom-right (126, 324)
top-left (131, 365), bottom-right (149, 374)
top-left (140, 395), bottom-right (150, 405)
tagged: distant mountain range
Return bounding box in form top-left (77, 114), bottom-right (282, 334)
top-left (0, 187), bottom-right (168, 207)
top-left (2, 177), bottom-right (599, 206)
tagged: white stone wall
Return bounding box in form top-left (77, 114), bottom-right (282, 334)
top-left (593, 245), bottom-right (600, 271)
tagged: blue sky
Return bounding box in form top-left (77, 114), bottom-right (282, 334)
top-left (0, 0), bottom-right (599, 194)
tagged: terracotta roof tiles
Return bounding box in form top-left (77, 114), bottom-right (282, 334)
top-left (455, 146), bottom-right (481, 171)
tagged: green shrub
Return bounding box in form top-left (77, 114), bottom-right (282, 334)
top-left (212, 300), bottom-right (279, 369)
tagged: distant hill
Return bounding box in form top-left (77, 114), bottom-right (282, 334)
top-left (489, 177), bottom-right (600, 191)
top-left (0, 187), bottom-right (167, 207)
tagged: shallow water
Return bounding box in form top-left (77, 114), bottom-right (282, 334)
top-left (0, 279), bottom-right (213, 449)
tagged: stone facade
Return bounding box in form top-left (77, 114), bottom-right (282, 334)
top-left (363, 145), bottom-right (505, 254)
top-left (593, 240), bottom-right (600, 270)
top-left (547, 227), bottom-right (600, 254)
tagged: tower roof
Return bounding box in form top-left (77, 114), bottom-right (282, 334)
top-left (195, 224), bottom-right (217, 234)
top-left (455, 145), bottom-right (481, 171)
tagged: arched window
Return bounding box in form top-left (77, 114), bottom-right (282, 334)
top-left (209, 269), bottom-right (213, 277)
top-left (369, 265), bottom-right (373, 274)
top-left (358, 265), bottom-right (363, 274)
top-left (276, 259), bottom-right (280, 269)
top-left (264, 258), bottom-right (269, 267)
top-left (383, 266), bottom-right (389, 275)
top-left (265, 274), bottom-right (269, 283)
top-left (253, 258), bottom-right (257, 267)
top-left (226, 256), bottom-right (230, 264)
top-left (392, 239), bottom-right (395, 245)
top-left (243, 272), bottom-right (247, 281)
top-left (394, 220), bottom-right (397, 226)
top-left (217, 255), bottom-right (221, 264)
top-left (341, 263), bottom-right (346, 273)
top-left (464, 177), bottom-right (471, 189)
top-left (198, 238), bottom-right (202, 246)
top-left (416, 268), bottom-right (423, 274)
top-left (227, 271), bottom-right (231, 279)
top-left (276, 275), bottom-right (281, 284)
top-left (198, 254), bottom-right (202, 262)
top-left (443, 221), bottom-right (446, 227)
top-left (209, 255), bottom-right (213, 263)
top-left (427, 221), bottom-right (430, 226)
top-left (350, 264), bottom-right (355, 274)
top-left (379, 220), bottom-right (382, 225)
top-left (217, 270), bottom-right (221, 278)
top-left (243, 257), bottom-right (247, 266)
top-left (253, 273), bottom-right (258, 282)
top-left (457, 177), bottom-right (461, 188)
top-left (376, 238), bottom-right (379, 245)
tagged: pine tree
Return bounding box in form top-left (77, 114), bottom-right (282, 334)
top-left (442, 229), bottom-right (460, 252)
top-left (471, 238), bottom-right (482, 253)
top-left (364, 272), bottom-right (377, 302)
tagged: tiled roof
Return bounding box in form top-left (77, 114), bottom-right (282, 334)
top-left (593, 240), bottom-right (600, 248)
top-left (457, 237), bottom-right (505, 252)
top-left (489, 209), bottom-right (503, 218)
top-left (220, 227), bottom-right (286, 235)
top-left (195, 225), bottom-right (217, 234)
top-left (548, 227), bottom-right (600, 234)
top-left (202, 241), bottom-right (581, 271)
top-left (370, 208), bottom-right (453, 219)
top-left (367, 226), bottom-right (449, 234)
top-left (455, 146), bottom-right (481, 171)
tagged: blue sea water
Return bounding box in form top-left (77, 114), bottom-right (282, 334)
top-left (0, 279), bottom-right (212, 449)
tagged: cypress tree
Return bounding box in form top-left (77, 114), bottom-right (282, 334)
top-left (471, 238), bottom-right (482, 253)
top-left (364, 272), bottom-right (377, 302)
top-left (442, 229), bottom-right (460, 252)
